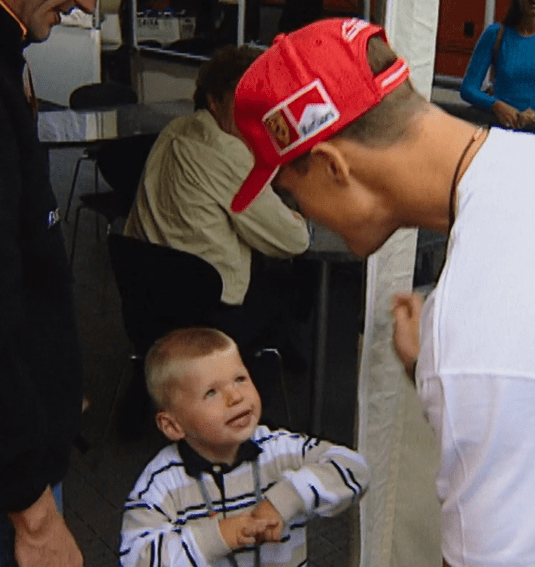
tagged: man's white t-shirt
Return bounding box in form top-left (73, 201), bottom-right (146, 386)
top-left (417, 128), bottom-right (535, 567)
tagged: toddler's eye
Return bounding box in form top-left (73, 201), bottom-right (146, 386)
top-left (235, 375), bottom-right (247, 383)
top-left (204, 389), bottom-right (216, 398)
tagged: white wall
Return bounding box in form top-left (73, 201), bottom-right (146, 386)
top-left (24, 25), bottom-right (101, 106)
top-left (132, 53), bottom-right (200, 102)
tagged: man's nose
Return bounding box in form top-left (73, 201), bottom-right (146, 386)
top-left (72, 0), bottom-right (96, 14)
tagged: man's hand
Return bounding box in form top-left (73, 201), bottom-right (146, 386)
top-left (8, 486), bottom-right (83, 567)
top-left (219, 512), bottom-right (270, 549)
top-left (391, 292), bottom-right (423, 380)
top-left (250, 499), bottom-right (284, 543)
top-left (492, 100), bottom-right (520, 129)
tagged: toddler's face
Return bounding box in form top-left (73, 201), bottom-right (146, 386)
top-left (165, 344), bottom-right (261, 464)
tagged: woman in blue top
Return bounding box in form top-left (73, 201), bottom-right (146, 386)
top-left (460, 0), bottom-right (535, 130)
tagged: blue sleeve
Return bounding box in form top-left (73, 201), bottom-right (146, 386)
top-left (460, 24), bottom-right (500, 110)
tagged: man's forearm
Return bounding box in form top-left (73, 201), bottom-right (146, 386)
top-left (8, 486), bottom-right (83, 567)
top-left (8, 486), bottom-right (56, 535)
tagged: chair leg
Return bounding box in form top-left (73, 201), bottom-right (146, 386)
top-left (69, 204), bottom-right (83, 267)
top-left (69, 206), bottom-right (113, 269)
top-left (115, 355), bottom-right (152, 442)
top-left (90, 353), bottom-right (143, 472)
top-left (93, 161), bottom-right (101, 240)
top-left (64, 155), bottom-right (100, 224)
top-left (255, 348), bottom-right (293, 429)
top-left (107, 354), bottom-right (143, 440)
top-left (94, 159), bottom-right (99, 195)
top-left (64, 156), bottom-right (84, 222)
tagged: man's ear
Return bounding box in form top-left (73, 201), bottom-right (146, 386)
top-left (310, 141), bottom-right (351, 185)
top-left (155, 411), bottom-right (185, 442)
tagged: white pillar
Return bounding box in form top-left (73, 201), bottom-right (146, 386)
top-left (484, 0), bottom-right (497, 27)
top-left (363, 0), bottom-right (371, 22)
top-left (237, 0), bottom-right (245, 45)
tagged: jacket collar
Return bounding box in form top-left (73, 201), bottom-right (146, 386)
top-left (178, 439), bottom-right (262, 478)
top-left (0, 1), bottom-right (27, 74)
top-left (0, 0), bottom-right (27, 41)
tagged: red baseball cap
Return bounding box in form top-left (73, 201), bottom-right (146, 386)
top-left (231, 18), bottom-right (409, 213)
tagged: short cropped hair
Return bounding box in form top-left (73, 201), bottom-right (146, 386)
top-left (193, 44), bottom-right (263, 111)
top-left (338, 37), bottom-right (428, 146)
top-left (290, 36), bottom-right (428, 174)
top-left (145, 327), bottom-right (234, 409)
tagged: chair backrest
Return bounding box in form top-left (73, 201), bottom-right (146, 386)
top-left (95, 133), bottom-right (158, 213)
top-left (107, 234), bottom-right (224, 355)
top-left (69, 82), bottom-right (138, 110)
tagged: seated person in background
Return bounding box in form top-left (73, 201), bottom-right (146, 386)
top-left (460, 0), bottom-right (535, 130)
top-left (124, 45), bottom-right (310, 359)
top-left (120, 327), bottom-right (369, 567)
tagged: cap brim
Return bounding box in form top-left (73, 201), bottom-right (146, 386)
top-left (231, 162), bottom-right (280, 213)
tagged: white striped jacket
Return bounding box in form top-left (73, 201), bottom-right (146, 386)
top-left (120, 426), bottom-right (369, 567)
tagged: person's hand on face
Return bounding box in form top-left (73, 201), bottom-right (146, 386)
top-left (492, 100), bottom-right (521, 129)
top-left (517, 107), bottom-right (535, 129)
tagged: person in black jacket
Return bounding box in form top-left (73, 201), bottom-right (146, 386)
top-left (0, 0), bottom-right (95, 565)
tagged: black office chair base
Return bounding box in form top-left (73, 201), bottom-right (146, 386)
top-left (69, 192), bottom-right (131, 266)
top-left (64, 152), bottom-right (100, 222)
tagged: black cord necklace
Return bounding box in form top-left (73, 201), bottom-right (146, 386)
top-left (434, 126), bottom-right (488, 282)
top-left (448, 126), bottom-right (488, 233)
top-left (409, 126), bottom-right (489, 381)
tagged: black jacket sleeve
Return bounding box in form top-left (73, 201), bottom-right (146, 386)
top-left (0, 19), bottom-right (83, 512)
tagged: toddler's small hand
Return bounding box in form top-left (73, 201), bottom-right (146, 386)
top-left (219, 513), bottom-right (268, 549)
top-left (251, 499), bottom-right (284, 543)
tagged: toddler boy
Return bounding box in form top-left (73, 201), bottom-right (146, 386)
top-left (120, 327), bottom-right (369, 567)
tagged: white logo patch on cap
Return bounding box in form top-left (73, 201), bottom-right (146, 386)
top-left (263, 80), bottom-right (340, 155)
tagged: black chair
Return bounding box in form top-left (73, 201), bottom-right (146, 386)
top-left (106, 235), bottom-right (293, 441)
top-left (105, 234), bottom-right (224, 441)
top-left (64, 82), bottom-right (138, 222)
top-left (69, 132), bottom-right (158, 266)
top-left (108, 234), bottom-right (224, 356)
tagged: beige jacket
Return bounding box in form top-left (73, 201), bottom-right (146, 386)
top-left (124, 110), bottom-right (309, 304)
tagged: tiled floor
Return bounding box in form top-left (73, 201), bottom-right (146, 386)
top-left (51, 147), bottom-right (364, 567)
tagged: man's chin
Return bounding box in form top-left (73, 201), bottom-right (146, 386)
top-left (345, 231), bottom-right (397, 258)
top-left (345, 239), bottom-right (374, 258)
top-left (26, 29), bottom-right (52, 43)
top-left (26, 17), bottom-right (57, 43)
